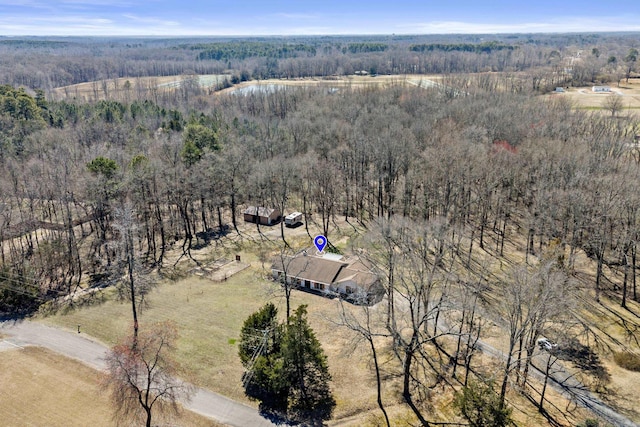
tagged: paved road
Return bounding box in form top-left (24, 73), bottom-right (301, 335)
top-left (475, 341), bottom-right (639, 427)
top-left (419, 298), bottom-right (640, 427)
top-left (0, 320), bottom-right (275, 427)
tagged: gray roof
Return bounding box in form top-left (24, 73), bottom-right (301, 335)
top-left (272, 254), bottom-right (346, 285)
top-left (243, 206), bottom-right (278, 217)
top-left (271, 252), bottom-right (380, 290)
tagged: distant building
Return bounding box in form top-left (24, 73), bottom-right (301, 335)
top-left (243, 206), bottom-right (281, 226)
top-left (555, 87), bottom-right (565, 93)
top-left (592, 86), bottom-right (611, 93)
top-left (271, 251), bottom-right (384, 305)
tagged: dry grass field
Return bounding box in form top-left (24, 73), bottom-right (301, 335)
top-left (0, 346), bottom-right (219, 427)
top-left (42, 270), bottom-right (397, 422)
top-left (546, 78), bottom-right (640, 111)
top-left (50, 73), bottom-right (443, 102)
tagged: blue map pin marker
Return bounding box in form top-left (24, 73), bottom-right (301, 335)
top-left (314, 235), bottom-right (327, 253)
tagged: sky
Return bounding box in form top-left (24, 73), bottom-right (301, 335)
top-left (1, 0), bottom-right (639, 36)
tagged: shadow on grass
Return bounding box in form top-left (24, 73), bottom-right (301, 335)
top-left (259, 406), bottom-right (328, 427)
top-left (194, 225), bottom-right (231, 249)
top-left (556, 337), bottom-right (611, 389)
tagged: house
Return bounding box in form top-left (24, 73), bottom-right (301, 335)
top-left (554, 87), bottom-right (565, 93)
top-left (592, 86), bottom-right (611, 93)
top-left (243, 206), bottom-right (281, 226)
top-left (271, 251), bottom-right (384, 305)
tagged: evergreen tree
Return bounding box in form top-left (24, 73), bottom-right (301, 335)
top-left (238, 304), bottom-right (335, 423)
top-left (454, 379), bottom-right (513, 427)
top-left (238, 303), bottom-right (286, 410)
top-left (281, 305), bottom-right (336, 423)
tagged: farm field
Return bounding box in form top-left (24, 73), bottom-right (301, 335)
top-left (0, 346), bottom-right (218, 427)
top-left (50, 73), bottom-right (444, 101)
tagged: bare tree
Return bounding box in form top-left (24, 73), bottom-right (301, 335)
top-left (112, 203), bottom-right (155, 342)
top-left (603, 94), bottom-right (624, 117)
top-left (496, 259), bottom-right (571, 404)
top-left (337, 297), bottom-right (391, 427)
top-left (102, 321), bottom-right (194, 427)
top-left (272, 246), bottom-right (312, 320)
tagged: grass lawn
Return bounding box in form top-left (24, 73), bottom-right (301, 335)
top-left (39, 261), bottom-right (386, 422)
top-left (0, 346), bottom-right (218, 427)
top-left (39, 218), bottom-right (389, 423)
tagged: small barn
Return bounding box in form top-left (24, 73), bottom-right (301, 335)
top-left (243, 206), bottom-right (281, 226)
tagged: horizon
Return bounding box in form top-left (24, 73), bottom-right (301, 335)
top-left (1, 0), bottom-right (639, 37)
top-left (2, 31), bottom-right (640, 39)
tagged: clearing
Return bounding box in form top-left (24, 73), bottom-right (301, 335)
top-left (546, 78), bottom-right (640, 110)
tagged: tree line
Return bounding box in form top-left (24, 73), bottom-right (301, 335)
top-left (1, 33), bottom-right (637, 92)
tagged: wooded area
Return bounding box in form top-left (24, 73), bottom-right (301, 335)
top-left (1, 33), bottom-right (640, 426)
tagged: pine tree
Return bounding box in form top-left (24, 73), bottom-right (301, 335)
top-left (238, 303), bottom-right (286, 410)
top-left (453, 379), bottom-right (513, 427)
top-left (281, 305), bottom-right (336, 423)
top-left (238, 304), bottom-right (335, 423)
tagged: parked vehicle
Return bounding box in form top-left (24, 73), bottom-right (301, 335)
top-left (284, 212), bottom-right (303, 227)
top-left (537, 337), bottom-right (557, 351)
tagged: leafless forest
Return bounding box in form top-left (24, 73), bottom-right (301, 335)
top-left (1, 33), bottom-right (640, 425)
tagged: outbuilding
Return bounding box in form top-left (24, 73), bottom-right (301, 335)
top-left (243, 206), bottom-right (281, 226)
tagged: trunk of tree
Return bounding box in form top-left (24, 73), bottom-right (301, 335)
top-left (127, 229), bottom-right (139, 345)
top-left (200, 196), bottom-right (208, 233)
top-left (622, 252), bottom-right (628, 308)
top-left (500, 342), bottom-right (514, 404)
top-left (217, 205), bottom-right (223, 232)
top-left (368, 336), bottom-right (390, 427)
top-left (401, 335), bottom-right (430, 426)
top-left (539, 354), bottom-right (553, 411)
top-left (596, 250), bottom-right (603, 303)
top-left (633, 245), bottom-right (637, 301)
top-left (230, 192), bottom-right (238, 234)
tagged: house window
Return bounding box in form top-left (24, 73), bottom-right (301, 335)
top-left (317, 283), bottom-right (325, 291)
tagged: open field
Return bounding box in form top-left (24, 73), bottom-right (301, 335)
top-left (50, 73), bottom-right (444, 102)
top-left (41, 268), bottom-right (391, 422)
top-left (50, 74), bottom-right (229, 101)
top-left (0, 346), bottom-right (219, 427)
top-left (546, 78), bottom-right (640, 110)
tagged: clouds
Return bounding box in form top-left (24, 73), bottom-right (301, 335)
top-left (0, 0), bottom-right (639, 36)
top-left (401, 16), bottom-right (640, 34)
